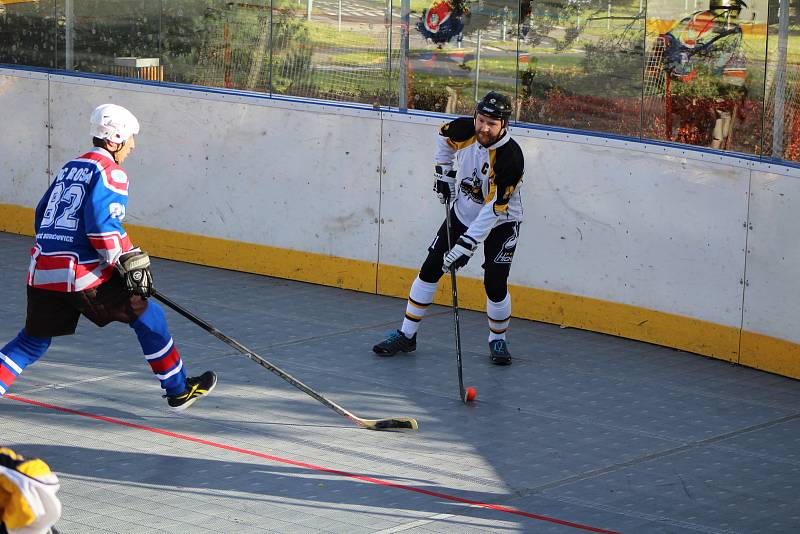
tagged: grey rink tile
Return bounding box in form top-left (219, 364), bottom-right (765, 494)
top-left (2, 231), bottom-right (800, 534)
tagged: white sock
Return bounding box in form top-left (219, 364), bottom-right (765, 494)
top-left (487, 292), bottom-right (511, 342)
top-left (401, 277), bottom-right (438, 337)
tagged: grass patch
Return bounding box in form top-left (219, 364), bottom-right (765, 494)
top-left (408, 0), bottom-right (431, 14)
top-left (329, 50), bottom-right (389, 65)
top-left (461, 53), bottom-right (583, 74)
top-left (307, 21), bottom-right (384, 47)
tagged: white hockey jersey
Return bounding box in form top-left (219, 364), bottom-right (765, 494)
top-left (435, 117), bottom-right (524, 244)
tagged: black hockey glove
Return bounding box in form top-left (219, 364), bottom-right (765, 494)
top-left (433, 165), bottom-right (457, 204)
top-left (118, 249), bottom-right (154, 298)
top-left (442, 235), bottom-right (478, 272)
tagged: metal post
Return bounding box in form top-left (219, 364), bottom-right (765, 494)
top-left (501, 6), bottom-right (507, 42)
top-left (307, 0), bottom-right (313, 21)
top-left (772, 0), bottom-right (789, 158)
top-left (268, 0), bottom-right (274, 95)
top-left (607, 1), bottom-right (611, 30)
top-left (473, 30), bottom-right (481, 103)
top-left (158, 0), bottom-right (163, 57)
top-left (338, 0), bottom-right (342, 31)
top-left (399, 0), bottom-right (410, 111)
top-left (386, 0), bottom-right (393, 92)
top-left (65, 0), bottom-right (74, 70)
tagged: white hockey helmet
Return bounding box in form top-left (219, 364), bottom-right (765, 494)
top-left (90, 103), bottom-right (140, 144)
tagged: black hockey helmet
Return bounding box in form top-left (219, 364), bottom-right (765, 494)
top-left (475, 91), bottom-right (512, 121)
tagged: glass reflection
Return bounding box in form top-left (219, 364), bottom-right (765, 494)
top-left (0, 0), bottom-right (795, 161)
top-left (401, 0), bottom-right (520, 113)
top-left (517, 0), bottom-right (646, 136)
top-left (0, 0), bottom-right (58, 69)
top-left (762, 0), bottom-right (800, 160)
top-left (644, 0), bottom-right (765, 154)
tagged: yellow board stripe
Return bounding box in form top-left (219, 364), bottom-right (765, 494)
top-left (376, 263), bottom-right (776, 375)
top-left (135, 221), bottom-right (376, 293)
top-left (0, 204), bottom-right (32, 235)
top-left (2, 203), bottom-right (798, 379)
top-left (739, 330), bottom-right (800, 379)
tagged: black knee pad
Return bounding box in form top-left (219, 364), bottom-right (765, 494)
top-left (419, 253), bottom-right (446, 283)
top-left (484, 277), bottom-right (508, 303)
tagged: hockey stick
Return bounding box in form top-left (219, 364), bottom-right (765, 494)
top-left (444, 202), bottom-right (467, 403)
top-left (152, 290), bottom-right (418, 431)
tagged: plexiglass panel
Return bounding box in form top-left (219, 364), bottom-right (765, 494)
top-left (517, 0), bottom-right (646, 136)
top-left (0, 1), bottom-right (58, 69)
top-left (397, 0), bottom-right (521, 114)
top-left (271, 0), bottom-right (396, 104)
top-left (643, 0), bottom-right (766, 153)
top-left (0, 0), bottom-right (796, 161)
top-left (54, 0), bottom-right (162, 76)
top-left (762, 0), bottom-right (800, 159)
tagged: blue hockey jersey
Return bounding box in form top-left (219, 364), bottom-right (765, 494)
top-left (27, 148), bottom-right (135, 292)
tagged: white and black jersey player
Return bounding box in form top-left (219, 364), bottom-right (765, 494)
top-left (373, 91), bottom-right (524, 365)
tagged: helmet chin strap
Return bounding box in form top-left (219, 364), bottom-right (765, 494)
top-left (106, 139), bottom-right (126, 163)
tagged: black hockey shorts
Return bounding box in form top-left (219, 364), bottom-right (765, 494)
top-left (25, 272), bottom-right (148, 338)
top-left (419, 208), bottom-right (521, 301)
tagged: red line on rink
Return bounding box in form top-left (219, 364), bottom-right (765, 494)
top-left (6, 394), bottom-right (619, 534)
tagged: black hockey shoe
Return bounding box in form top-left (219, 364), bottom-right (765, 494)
top-left (166, 371), bottom-right (217, 412)
top-left (489, 339), bottom-right (512, 365)
top-left (372, 330), bottom-right (416, 356)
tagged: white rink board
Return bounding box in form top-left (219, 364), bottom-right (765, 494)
top-left (379, 114), bottom-right (468, 273)
top-left (381, 116), bottom-right (750, 328)
top-left (0, 71), bottom-right (50, 208)
top-left (742, 169), bottom-right (800, 343)
top-left (514, 134), bottom-right (750, 327)
top-left (47, 75), bottom-right (382, 262)
top-left (5, 69), bottom-right (800, 355)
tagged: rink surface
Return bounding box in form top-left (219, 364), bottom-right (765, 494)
top-left (1, 231), bottom-right (799, 533)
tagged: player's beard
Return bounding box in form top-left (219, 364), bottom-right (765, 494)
top-left (477, 129), bottom-right (502, 147)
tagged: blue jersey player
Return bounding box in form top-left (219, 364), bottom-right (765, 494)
top-left (0, 104), bottom-right (216, 411)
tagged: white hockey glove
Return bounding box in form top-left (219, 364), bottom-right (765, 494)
top-left (433, 165), bottom-right (457, 204)
top-left (443, 235), bottom-right (478, 272)
top-left (117, 249), bottom-right (154, 298)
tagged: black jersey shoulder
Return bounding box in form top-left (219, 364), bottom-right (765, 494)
top-left (492, 137), bottom-right (525, 188)
top-left (439, 116), bottom-right (476, 142)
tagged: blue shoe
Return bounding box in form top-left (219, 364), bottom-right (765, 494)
top-left (373, 330), bottom-right (416, 356)
top-left (489, 339), bottom-right (512, 365)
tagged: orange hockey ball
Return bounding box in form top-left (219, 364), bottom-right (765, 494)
top-left (465, 386), bottom-right (477, 402)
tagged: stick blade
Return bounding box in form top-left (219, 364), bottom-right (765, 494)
top-left (359, 417), bottom-right (419, 431)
